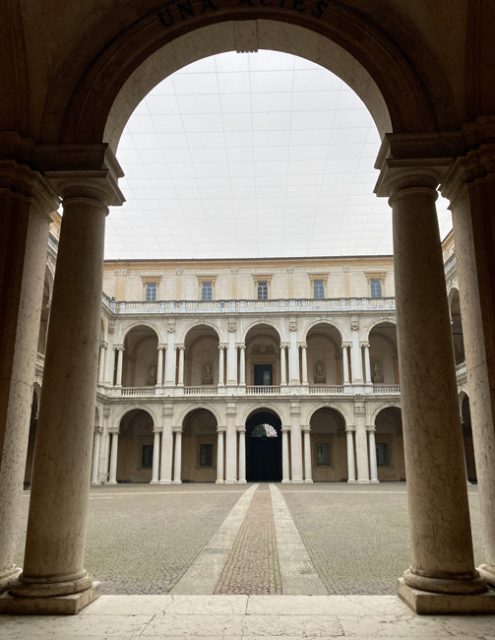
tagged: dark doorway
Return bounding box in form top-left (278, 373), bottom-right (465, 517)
top-left (254, 364), bottom-right (272, 386)
top-left (246, 410), bottom-right (282, 481)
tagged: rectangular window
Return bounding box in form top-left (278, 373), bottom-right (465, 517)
top-left (201, 281), bottom-right (213, 301)
top-left (141, 444), bottom-right (153, 468)
top-left (199, 443), bottom-right (213, 467)
top-left (376, 442), bottom-right (389, 466)
top-left (316, 443), bottom-right (330, 466)
top-left (145, 282), bottom-right (157, 301)
top-left (370, 278), bottom-right (382, 298)
top-left (257, 280), bottom-right (268, 300)
top-left (313, 279), bottom-right (325, 299)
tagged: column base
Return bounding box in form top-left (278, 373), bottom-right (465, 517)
top-left (150, 480), bottom-right (160, 485)
top-left (356, 479), bottom-right (370, 484)
top-left (237, 479), bottom-right (247, 484)
top-left (347, 479), bottom-right (357, 484)
top-left (398, 578), bottom-right (495, 614)
top-left (215, 479), bottom-right (224, 484)
top-left (159, 480), bottom-right (172, 485)
top-left (304, 479), bottom-right (313, 484)
top-left (0, 567), bottom-right (21, 592)
top-left (173, 480), bottom-right (182, 485)
top-left (281, 479), bottom-right (291, 484)
top-left (0, 582), bottom-right (100, 615)
top-left (225, 480), bottom-right (237, 484)
top-left (370, 479), bottom-right (380, 484)
top-left (478, 564), bottom-right (495, 586)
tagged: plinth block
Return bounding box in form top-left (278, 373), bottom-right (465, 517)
top-left (398, 578), bottom-right (495, 614)
top-left (0, 582), bottom-right (100, 615)
top-left (478, 564), bottom-right (495, 587)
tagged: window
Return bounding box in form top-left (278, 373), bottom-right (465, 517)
top-left (316, 443), bottom-right (330, 466)
top-left (199, 443), bottom-right (213, 467)
top-left (376, 442), bottom-right (389, 466)
top-left (141, 444), bottom-right (153, 468)
top-left (145, 282), bottom-right (157, 301)
top-left (370, 278), bottom-right (382, 298)
top-left (201, 281), bottom-right (213, 301)
top-left (257, 280), bottom-right (268, 300)
top-left (313, 279), bottom-right (325, 299)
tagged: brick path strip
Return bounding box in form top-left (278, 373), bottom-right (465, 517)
top-left (270, 484), bottom-right (328, 594)
top-left (214, 484), bottom-right (282, 595)
top-left (170, 484), bottom-right (258, 594)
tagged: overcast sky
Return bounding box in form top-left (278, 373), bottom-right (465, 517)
top-left (106, 50), bottom-right (452, 260)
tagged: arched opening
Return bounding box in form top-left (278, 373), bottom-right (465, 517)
top-left (460, 394), bottom-right (477, 482)
top-left (246, 409), bottom-right (282, 482)
top-left (306, 324), bottom-right (343, 386)
top-left (122, 325), bottom-right (159, 387)
top-left (24, 390), bottom-right (39, 488)
top-left (116, 409), bottom-right (154, 483)
top-left (184, 325), bottom-right (220, 386)
top-left (450, 289), bottom-right (465, 366)
top-left (374, 407), bottom-right (405, 482)
top-left (181, 408), bottom-right (218, 482)
top-left (369, 322), bottom-right (399, 385)
top-left (309, 407), bottom-right (347, 482)
top-left (245, 325), bottom-right (281, 387)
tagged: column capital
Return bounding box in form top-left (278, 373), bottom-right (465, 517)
top-left (219, 343), bottom-right (227, 350)
top-left (298, 341), bottom-right (307, 349)
top-left (172, 426), bottom-right (182, 433)
top-left (236, 426), bottom-right (246, 433)
top-left (94, 426), bottom-right (103, 435)
top-left (302, 425), bottom-right (311, 433)
top-left (34, 143), bottom-right (125, 207)
top-left (0, 158), bottom-right (60, 217)
top-left (236, 342), bottom-right (246, 349)
top-left (216, 426), bottom-right (226, 433)
top-left (280, 342), bottom-right (289, 349)
top-left (158, 343), bottom-right (167, 350)
top-left (345, 426), bottom-right (356, 433)
top-left (342, 341), bottom-right (351, 349)
top-left (152, 428), bottom-right (163, 435)
top-left (282, 425), bottom-right (291, 433)
top-left (360, 341), bottom-right (370, 348)
top-left (441, 143), bottom-right (495, 205)
top-left (176, 344), bottom-right (185, 351)
top-left (366, 425), bottom-right (376, 433)
top-left (108, 427), bottom-right (119, 435)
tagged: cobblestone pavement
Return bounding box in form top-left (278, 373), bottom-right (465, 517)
top-left (215, 485), bottom-right (282, 595)
top-left (13, 483), bottom-right (485, 596)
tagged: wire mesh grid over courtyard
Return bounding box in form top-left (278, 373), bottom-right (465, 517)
top-left (14, 483), bottom-right (485, 597)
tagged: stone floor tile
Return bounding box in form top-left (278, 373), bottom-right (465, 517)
top-left (338, 614), bottom-right (451, 637)
top-left (441, 615), bottom-right (495, 635)
top-left (168, 595), bottom-right (248, 614)
top-left (141, 613), bottom-right (245, 636)
top-left (246, 595), bottom-right (408, 616)
top-left (242, 614), bottom-right (343, 636)
top-left (0, 614), bottom-right (152, 637)
top-left (82, 594), bottom-right (172, 615)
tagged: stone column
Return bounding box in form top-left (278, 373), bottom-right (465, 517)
top-left (346, 427), bottom-right (356, 483)
top-left (237, 427), bottom-right (246, 483)
top-left (216, 428), bottom-right (225, 484)
top-left (165, 323), bottom-right (176, 386)
top-left (354, 403), bottom-right (369, 483)
top-left (280, 343), bottom-right (287, 385)
top-left (97, 344), bottom-right (106, 383)
top-left (342, 343), bottom-right (350, 384)
top-left (238, 344), bottom-right (246, 385)
top-left (173, 428), bottom-right (182, 484)
top-left (159, 410), bottom-right (173, 484)
top-left (227, 321), bottom-right (237, 385)
top-left (303, 426), bottom-right (313, 483)
top-left (0, 160), bottom-right (56, 589)
top-left (115, 346), bottom-right (124, 387)
top-left (442, 147), bottom-right (495, 585)
top-left (377, 162), bottom-right (484, 599)
top-left (108, 431), bottom-right (119, 484)
top-left (288, 321), bottom-right (299, 385)
top-left (289, 404), bottom-right (303, 483)
top-left (225, 404), bottom-right (237, 483)
top-left (91, 428), bottom-right (102, 485)
top-left (157, 345), bottom-right (165, 386)
top-left (177, 345), bottom-right (185, 387)
top-left (218, 344), bottom-right (225, 387)
top-left (301, 344), bottom-right (308, 385)
top-left (281, 426), bottom-right (290, 483)
top-left (151, 429), bottom-right (161, 484)
top-left (367, 426), bottom-right (379, 483)
top-left (363, 342), bottom-right (372, 383)
top-left (7, 161), bottom-right (124, 611)
top-left (350, 318), bottom-right (363, 383)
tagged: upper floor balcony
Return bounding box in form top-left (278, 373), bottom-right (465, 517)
top-left (104, 296), bottom-right (396, 316)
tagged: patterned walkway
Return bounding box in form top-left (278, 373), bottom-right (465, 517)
top-left (214, 485), bottom-right (282, 594)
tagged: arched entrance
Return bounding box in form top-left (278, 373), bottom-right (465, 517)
top-left (309, 407), bottom-right (347, 482)
top-left (374, 407), bottom-right (405, 482)
top-left (116, 409), bottom-right (154, 483)
top-left (181, 408), bottom-right (217, 482)
top-left (245, 409), bottom-right (282, 482)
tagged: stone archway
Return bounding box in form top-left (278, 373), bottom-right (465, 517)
top-left (181, 408), bottom-right (218, 482)
top-left (245, 409), bottom-right (282, 482)
top-left (116, 409), bottom-right (154, 483)
top-left (309, 407), bottom-right (347, 482)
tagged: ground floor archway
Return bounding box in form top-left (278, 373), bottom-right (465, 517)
top-left (309, 408), bottom-right (347, 482)
top-left (374, 407), bottom-right (405, 482)
top-left (181, 408), bottom-right (217, 482)
top-left (116, 409), bottom-right (154, 483)
top-left (246, 409), bottom-right (282, 482)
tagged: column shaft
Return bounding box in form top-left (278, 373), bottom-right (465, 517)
top-left (216, 430), bottom-right (225, 483)
top-left (280, 345), bottom-right (287, 385)
top-left (173, 431), bottom-right (182, 484)
top-left (364, 344), bottom-right (372, 383)
top-left (160, 423), bottom-right (173, 484)
top-left (178, 347), bottom-right (185, 386)
top-left (157, 347), bottom-right (164, 386)
top-left (303, 429), bottom-right (313, 483)
top-left (218, 346), bottom-right (225, 386)
top-left (116, 347), bottom-right (124, 386)
top-left (238, 429), bottom-right (246, 483)
top-left (151, 431), bottom-right (161, 484)
top-left (11, 192), bottom-right (108, 598)
top-left (282, 428), bottom-right (290, 483)
top-left (225, 426), bottom-right (237, 483)
top-left (342, 344), bottom-right (350, 384)
top-left (239, 346), bottom-right (246, 385)
top-left (346, 429), bottom-right (356, 482)
top-left (288, 330), bottom-right (299, 384)
top-left (165, 329), bottom-right (176, 385)
top-left (290, 424), bottom-right (303, 483)
top-left (350, 327), bottom-right (363, 382)
top-left (91, 431), bottom-right (101, 484)
top-left (301, 345), bottom-right (308, 384)
top-left (109, 433), bottom-right (119, 484)
top-left (391, 180), bottom-right (480, 593)
top-left (227, 329), bottom-right (237, 384)
top-left (368, 428), bottom-right (378, 483)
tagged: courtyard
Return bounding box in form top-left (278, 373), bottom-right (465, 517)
top-left (14, 483), bottom-right (485, 597)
